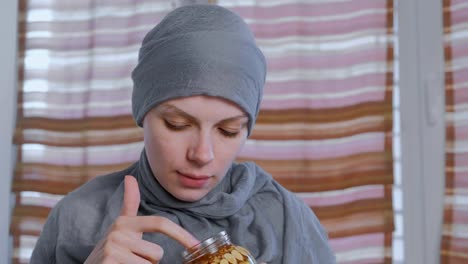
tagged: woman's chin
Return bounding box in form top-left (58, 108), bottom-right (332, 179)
top-left (172, 188), bottom-right (210, 202)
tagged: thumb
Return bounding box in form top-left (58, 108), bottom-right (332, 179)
top-left (120, 175), bottom-right (140, 216)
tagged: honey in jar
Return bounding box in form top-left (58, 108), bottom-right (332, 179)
top-left (182, 230), bottom-right (257, 264)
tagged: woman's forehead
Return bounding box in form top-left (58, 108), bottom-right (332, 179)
top-left (155, 96), bottom-right (248, 120)
top-left (161, 96), bottom-right (245, 112)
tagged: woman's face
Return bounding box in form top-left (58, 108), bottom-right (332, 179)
top-left (143, 95), bottom-right (249, 202)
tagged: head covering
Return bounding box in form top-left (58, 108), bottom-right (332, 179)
top-left (131, 4), bottom-right (266, 135)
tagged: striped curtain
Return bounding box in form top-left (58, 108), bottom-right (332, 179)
top-left (10, 0), bottom-right (394, 263)
top-left (231, 1), bottom-right (394, 262)
top-left (442, 0), bottom-right (468, 263)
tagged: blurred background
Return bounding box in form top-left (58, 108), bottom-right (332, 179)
top-left (0, 0), bottom-right (464, 263)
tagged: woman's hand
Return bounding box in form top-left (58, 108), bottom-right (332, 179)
top-left (84, 175), bottom-right (199, 264)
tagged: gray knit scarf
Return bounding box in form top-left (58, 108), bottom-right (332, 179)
top-left (131, 5), bottom-right (266, 135)
top-left (109, 150), bottom-right (336, 263)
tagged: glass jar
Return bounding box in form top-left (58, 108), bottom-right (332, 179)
top-left (182, 230), bottom-right (257, 264)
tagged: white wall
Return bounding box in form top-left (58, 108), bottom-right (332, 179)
top-left (0, 0), bottom-right (19, 263)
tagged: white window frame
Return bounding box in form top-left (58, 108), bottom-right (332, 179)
top-left (0, 0), bottom-right (19, 264)
top-left (398, 0), bottom-right (446, 263)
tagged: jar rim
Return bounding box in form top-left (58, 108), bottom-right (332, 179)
top-left (182, 230), bottom-right (229, 259)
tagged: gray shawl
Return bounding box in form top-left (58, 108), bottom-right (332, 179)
top-left (31, 150), bottom-right (336, 263)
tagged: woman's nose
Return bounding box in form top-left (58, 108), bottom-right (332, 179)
top-left (187, 133), bottom-right (214, 165)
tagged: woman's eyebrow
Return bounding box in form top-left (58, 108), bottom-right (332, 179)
top-left (218, 115), bottom-right (249, 124)
top-left (157, 104), bottom-right (198, 123)
top-left (158, 103), bottom-right (248, 124)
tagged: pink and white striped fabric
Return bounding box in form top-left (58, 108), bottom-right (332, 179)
top-left (442, 0), bottom-right (468, 263)
top-left (11, 0), bottom-right (395, 263)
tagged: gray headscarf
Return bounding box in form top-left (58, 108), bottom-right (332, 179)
top-left (131, 4), bottom-right (266, 134)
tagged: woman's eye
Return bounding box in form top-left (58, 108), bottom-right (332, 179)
top-left (219, 128), bottom-right (239, 138)
top-left (164, 120), bottom-right (189, 131)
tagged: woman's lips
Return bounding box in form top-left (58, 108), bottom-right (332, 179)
top-left (177, 171), bottom-right (211, 188)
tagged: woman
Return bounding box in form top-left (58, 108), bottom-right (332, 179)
top-left (30, 4), bottom-right (336, 263)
